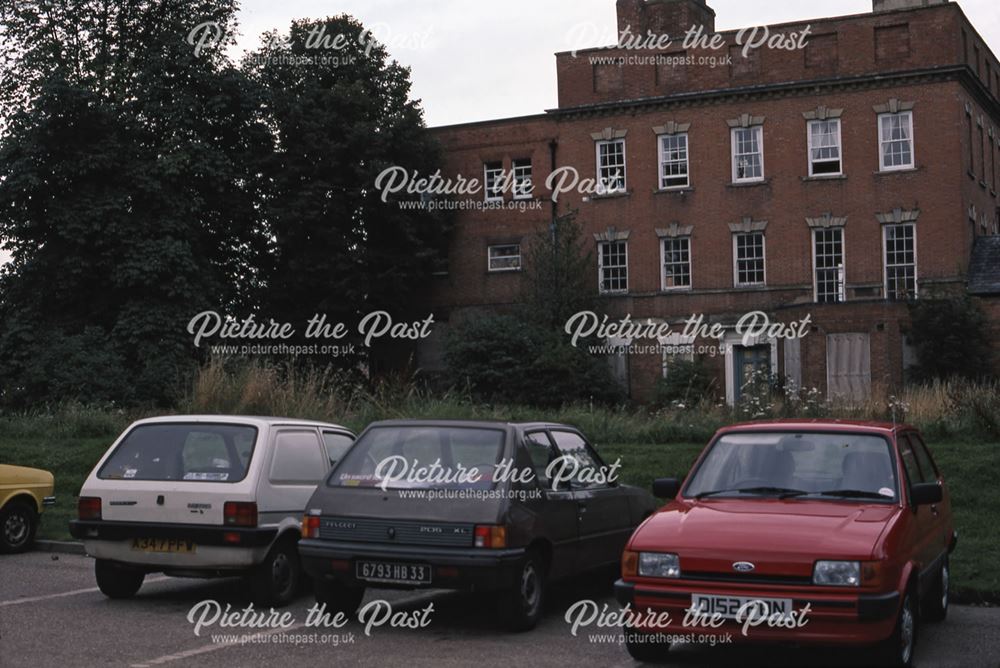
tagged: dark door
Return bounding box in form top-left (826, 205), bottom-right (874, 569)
top-left (522, 430), bottom-right (580, 579)
top-left (734, 344), bottom-right (771, 403)
top-left (549, 430), bottom-right (631, 571)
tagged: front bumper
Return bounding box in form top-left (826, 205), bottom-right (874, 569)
top-left (299, 538), bottom-right (526, 591)
top-left (42, 496), bottom-right (56, 507)
top-left (614, 579), bottom-right (900, 646)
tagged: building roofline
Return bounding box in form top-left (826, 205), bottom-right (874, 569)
top-left (546, 65), bottom-right (977, 117)
top-left (552, 2), bottom-right (963, 58)
top-left (428, 112), bottom-right (552, 133)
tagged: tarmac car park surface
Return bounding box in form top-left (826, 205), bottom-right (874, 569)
top-left (1, 551), bottom-right (997, 668)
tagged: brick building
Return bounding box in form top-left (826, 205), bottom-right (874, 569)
top-left (419, 0), bottom-right (1000, 403)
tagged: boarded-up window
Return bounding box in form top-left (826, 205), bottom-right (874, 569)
top-left (729, 44), bottom-right (760, 78)
top-left (827, 334), bottom-right (872, 401)
top-left (805, 33), bottom-right (839, 71)
top-left (875, 24), bottom-right (910, 63)
top-left (657, 51), bottom-right (688, 88)
top-left (593, 63), bottom-right (624, 93)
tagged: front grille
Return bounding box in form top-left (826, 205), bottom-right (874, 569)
top-left (319, 516), bottom-right (475, 547)
top-left (681, 571), bottom-right (813, 586)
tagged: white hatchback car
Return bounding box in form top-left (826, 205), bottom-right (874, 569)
top-left (70, 416), bottom-right (355, 606)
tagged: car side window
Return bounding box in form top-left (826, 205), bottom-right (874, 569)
top-left (898, 436), bottom-right (925, 486)
top-left (523, 431), bottom-right (554, 487)
top-left (322, 431), bottom-right (354, 468)
top-left (270, 430), bottom-right (326, 484)
top-left (550, 430), bottom-right (609, 490)
top-left (908, 434), bottom-right (939, 482)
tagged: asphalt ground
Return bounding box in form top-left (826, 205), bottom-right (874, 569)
top-left (0, 551), bottom-right (997, 668)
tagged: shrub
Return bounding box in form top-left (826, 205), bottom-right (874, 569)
top-left (443, 313), bottom-right (622, 408)
top-left (907, 296), bottom-right (992, 383)
top-left (654, 358), bottom-right (719, 407)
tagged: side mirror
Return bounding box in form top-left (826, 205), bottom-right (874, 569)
top-left (911, 482), bottom-right (943, 506)
top-left (652, 478), bottom-right (681, 500)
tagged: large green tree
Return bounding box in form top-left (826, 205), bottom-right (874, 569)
top-left (0, 0), bottom-right (271, 405)
top-left (243, 16), bottom-right (450, 363)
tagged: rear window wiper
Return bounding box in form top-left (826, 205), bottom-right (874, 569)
top-left (695, 486), bottom-right (809, 500)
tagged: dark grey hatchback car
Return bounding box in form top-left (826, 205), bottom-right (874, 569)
top-left (298, 420), bottom-right (656, 630)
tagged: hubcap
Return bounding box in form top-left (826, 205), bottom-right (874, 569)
top-left (900, 595), bottom-right (914, 664)
top-left (941, 564), bottom-right (949, 610)
top-left (520, 563), bottom-right (540, 613)
top-left (272, 552), bottom-right (292, 594)
top-left (4, 512), bottom-right (28, 545)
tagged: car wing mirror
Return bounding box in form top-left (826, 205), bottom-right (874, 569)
top-left (910, 482), bottom-right (942, 506)
top-left (652, 478), bottom-right (681, 500)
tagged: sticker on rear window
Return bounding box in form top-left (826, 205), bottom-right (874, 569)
top-left (184, 472), bottom-right (230, 481)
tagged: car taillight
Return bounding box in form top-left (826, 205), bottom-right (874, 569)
top-left (302, 512), bottom-right (321, 539)
top-left (223, 501), bottom-right (258, 527)
top-left (473, 525), bottom-right (507, 548)
top-left (78, 496), bottom-right (102, 521)
top-left (622, 550), bottom-right (638, 578)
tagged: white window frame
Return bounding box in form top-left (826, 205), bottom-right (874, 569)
top-left (883, 224), bottom-right (918, 300)
top-left (487, 244), bottom-right (522, 273)
top-left (595, 139), bottom-right (627, 194)
top-left (660, 236), bottom-right (692, 291)
top-left (807, 119), bottom-right (843, 177)
top-left (732, 232), bottom-right (766, 287)
top-left (483, 162), bottom-right (505, 202)
top-left (657, 133), bottom-right (690, 189)
top-left (512, 159), bottom-right (533, 200)
top-left (878, 111), bottom-right (915, 172)
top-left (598, 240), bottom-right (629, 294)
top-left (731, 126), bottom-right (764, 183)
top-left (812, 227), bottom-right (846, 303)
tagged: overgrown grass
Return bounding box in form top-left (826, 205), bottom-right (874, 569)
top-left (0, 361), bottom-right (996, 600)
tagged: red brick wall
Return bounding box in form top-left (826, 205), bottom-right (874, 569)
top-left (421, 1), bottom-right (1000, 401)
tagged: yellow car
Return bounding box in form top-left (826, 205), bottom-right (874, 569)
top-left (0, 464), bottom-right (55, 553)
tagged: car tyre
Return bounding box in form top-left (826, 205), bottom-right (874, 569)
top-left (922, 557), bottom-right (949, 622)
top-left (314, 577), bottom-right (365, 616)
top-left (95, 559), bottom-right (145, 599)
top-left (249, 540), bottom-right (301, 607)
top-left (0, 500), bottom-right (38, 554)
top-left (875, 586), bottom-right (917, 668)
top-left (625, 629), bottom-right (671, 663)
top-left (498, 549), bottom-right (546, 632)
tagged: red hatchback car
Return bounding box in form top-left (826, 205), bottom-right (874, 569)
top-left (616, 421), bottom-right (955, 667)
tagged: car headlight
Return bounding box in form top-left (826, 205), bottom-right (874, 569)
top-left (813, 560), bottom-right (861, 586)
top-left (639, 552), bottom-right (681, 578)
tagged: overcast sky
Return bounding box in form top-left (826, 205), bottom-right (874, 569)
top-left (1, 0), bottom-right (998, 266)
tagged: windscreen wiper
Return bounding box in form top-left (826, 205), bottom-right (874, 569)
top-left (695, 486), bottom-right (809, 500)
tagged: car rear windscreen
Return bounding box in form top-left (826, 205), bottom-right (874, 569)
top-left (98, 423), bottom-right (258, 483)
top-left (328, 426), bottom-right (505, 490)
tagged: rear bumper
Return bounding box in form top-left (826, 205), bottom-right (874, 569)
top-left (69, 520), bottom-right (277, 571)
top-left (299, 538), bottom-right (526, 591)
top-left (69, 519), bottom-right (277, 548)
top-left (42, 496), bottom-right (56, 507)
top-left (614, 579), bottom-right (900, 646)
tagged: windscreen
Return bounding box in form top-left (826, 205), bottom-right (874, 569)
top-left (683, 432), bottom-right (898, 501)
top-left (98, 423), bottom-right (258, 483)
top-left (328, 426), bottom-right (505, 490)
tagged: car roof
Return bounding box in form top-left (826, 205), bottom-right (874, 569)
top-left (130, 415), bottom-right (352, 431)
top-left (718, 419), bottom-right (913, 435)
top-left (366, 419), bottom-right (571, 430)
